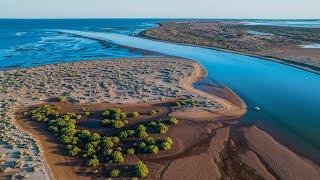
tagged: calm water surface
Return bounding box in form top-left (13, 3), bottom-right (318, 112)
top-left (1, 19), bottom-right (320, 162)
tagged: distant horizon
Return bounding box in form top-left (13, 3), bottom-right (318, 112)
top-left (1, 0), bottom-right (319, 19)
top-left (1, 18), bottom-right (320, 20)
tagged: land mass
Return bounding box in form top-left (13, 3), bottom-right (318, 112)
top-left (0, 57), bottom-right (319, 179)
top-left (141, 21), bottom-right (320, 73)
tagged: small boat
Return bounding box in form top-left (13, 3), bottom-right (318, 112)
top-left (252, 106), bottom-right (261, 111)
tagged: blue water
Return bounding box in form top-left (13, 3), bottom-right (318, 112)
top-left (247, 30), bottom-right (273, 36)
top-left (240, 19), bottom-right (320, 28)
top-left (1, 19), bottom-right (320, 162)
top-left (0, 19), bottom-right (164, 70)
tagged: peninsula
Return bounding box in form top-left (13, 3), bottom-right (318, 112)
top-left (0, 57), bottom-right (319, 180)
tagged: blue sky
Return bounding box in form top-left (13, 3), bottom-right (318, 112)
top-left (1, 0), bottom-right (319, 19)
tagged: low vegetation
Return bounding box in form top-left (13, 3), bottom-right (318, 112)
top-left (27, 105), bottom-right (180, 178)
top-left (175, 99), bottom-right (199, 108)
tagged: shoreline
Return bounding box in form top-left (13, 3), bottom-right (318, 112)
top-left (4, 57), bottom-right (246, 179)
top-left (5, 57), bottom-right (320, 179)
top-left (138, 25), bottom-right (320, 75)
top-left (179, 61), bottom-right (247, 120)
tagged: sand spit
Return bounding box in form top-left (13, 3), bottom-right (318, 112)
top-left (243, 126), bottom-right (320, 180)
top-left (1, 57), bottom-right (241, 179)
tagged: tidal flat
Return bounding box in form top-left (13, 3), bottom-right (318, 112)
top-left (1, 57), bottom-right (319, 179)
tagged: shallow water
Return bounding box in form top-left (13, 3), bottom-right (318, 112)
top-left (247, 30), bottom-right (273, 36)
top-left (0, 19), bottom-right (163, 70)
top-left (300, 44), bottom-right (320, 48)
top-left (240, 19), bottom-right (320, 28)
top-left (1, 19), bottom-right (320, 162)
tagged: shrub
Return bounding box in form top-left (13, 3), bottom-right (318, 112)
top-left (49, 126), bottom-right (59, 135)
top-left (112, 136), bottom-right (120, 143)
top-left (85, 143), bottom-right (97, 157)
top-left (58, 96), bottom-right (67, 102)
top-left (145, 137), bottom-right (156, 145)
top-left (76, 114), bottom-right (82, 120)
top-left (147, 121), bottom-right (168, 134)
top-left (110, 169), bottom-right (120, 178)
top-left (101, 119), bottom-right (111, 126)
top-left (111, 151), bottom-right (124, 163)
top-left (60, 134), bottom-right (74, 144)
top-left (169, 117), bottom-right (179, 125)
top-left (127, 148), bottom-right (135, 155)
top-left (91, 133), bottom-right (101, 142)
top-left (120, 112), bottom-right (127, 119)
top-left (87, 158), bottom-right (99, 167)
top-left (134, 161), bottom-right (149, 177)
top-left (176, 99), bottom-right (198, 108)
top-left (136, 124), bottom-right (147, 132)
top-left (148, 110), bottom-right (157, 116)
top-left (160, 141), bottom-right (172, 150)
top-left (102, 110), bottom-right (110, 117)
top-left (78, 130), bottom-right (92, 143)
top-left (157, 123), bottom-right (168, 134)
top-left (119, 130), bottom-right (135, 139)
top-left (111, 120), bottom-right (125, 129)
top-left (137, 130), bottom-right (148, 138)
top-left (164, 137), bottom-right (173, 145)
top-left (175, 102), bottom-right (181, 108)
top-left (130, 112), bottom-right (140, 118)
top-left (138, 142), bottom-right (147, 150)
top-left (136, 125), bottom-right (148, 138)
top-left (101, 138), bottom-right (114, 149)
top-left (103, 108), bottom-right (125, 121)
top-left (103, 149), bottom-right (113, 157)
top-left (144, 145), bottom-right (159, 154)
top-left (68, 146), bottom-right (81, 156)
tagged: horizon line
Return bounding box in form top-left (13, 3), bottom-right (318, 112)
top-left (1, 17), bottom-right (320, 20)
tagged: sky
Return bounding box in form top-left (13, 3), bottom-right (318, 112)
top-left (1, 0), bottom-right (319, 19)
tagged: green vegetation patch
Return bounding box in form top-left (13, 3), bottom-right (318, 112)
top-left (27, 105), bottom-right (180, 178)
